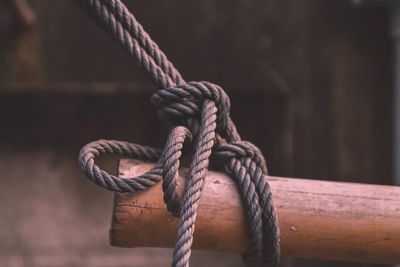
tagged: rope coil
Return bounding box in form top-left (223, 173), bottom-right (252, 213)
top-left (75, 0), bottom-right (280, 266)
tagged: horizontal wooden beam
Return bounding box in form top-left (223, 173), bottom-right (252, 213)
top-left (110, 159), bottom-right (400, 264)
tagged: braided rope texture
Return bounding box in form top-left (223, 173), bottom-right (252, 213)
top-left (75, 0), bottom-right (280, 266)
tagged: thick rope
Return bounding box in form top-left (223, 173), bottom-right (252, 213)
top-left (74, 1), bottom-right (280, 266)
top-left (74, 0), bottom-right (182, 88)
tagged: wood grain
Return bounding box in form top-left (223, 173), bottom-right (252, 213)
top-left (110, 159), bottom-right (400, 264)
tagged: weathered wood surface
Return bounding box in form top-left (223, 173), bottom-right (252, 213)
top-left (110, 159), bottom-right (400, 264)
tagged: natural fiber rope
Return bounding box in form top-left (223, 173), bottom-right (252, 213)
top-left (75, 0), bottom-right (280, 266)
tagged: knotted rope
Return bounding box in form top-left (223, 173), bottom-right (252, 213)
top-left (75, 0), bottom-right (280, 266)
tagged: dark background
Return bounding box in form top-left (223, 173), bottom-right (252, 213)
top-left (0, 0), bottom-right (394, 266)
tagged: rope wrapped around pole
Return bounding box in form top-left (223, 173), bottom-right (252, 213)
top-left (74, 0), bottom-right (280, 266)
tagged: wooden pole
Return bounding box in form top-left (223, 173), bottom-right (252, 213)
top-left (110, 159), bottom-right (400, 264)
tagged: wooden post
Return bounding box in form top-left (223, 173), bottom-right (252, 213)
top-left (110, 159), bottom-right (400, 264)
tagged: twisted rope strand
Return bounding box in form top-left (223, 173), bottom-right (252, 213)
top-left (172, 100), bottom-right (217, 267)
top-left (102, 0), bottom-right (184, 85)
top-left (74, 0), bottom-right (180, 88)
top-left (74, 1), bottom-right (280, 266)
top-left (161, 126), bottom-right (192, 217)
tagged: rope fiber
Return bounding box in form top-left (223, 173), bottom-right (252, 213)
top-left (75, 0), bottom-right (280, 266)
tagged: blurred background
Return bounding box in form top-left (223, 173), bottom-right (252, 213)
top-left (0, 0), bottom-right (395, 266)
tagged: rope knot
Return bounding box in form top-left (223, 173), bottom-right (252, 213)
top-left (151, 81), bottom-right (231, 134)
top-left (214, 141), bottom-right (268, 175)
top-left (75, 0), bottom-right (280, 265)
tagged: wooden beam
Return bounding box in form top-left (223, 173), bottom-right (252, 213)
top-left (110, 159), bottom-right (400, 264)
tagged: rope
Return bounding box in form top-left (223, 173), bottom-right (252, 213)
top-left (75, 0), bottom-right (280, 266)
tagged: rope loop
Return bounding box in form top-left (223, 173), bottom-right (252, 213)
top-left (79, 139), bottom-right (162, 192)
top-left (79, 126), bottom-right (194, 218)
top-left (160, 126), bottom-right (192, 217)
